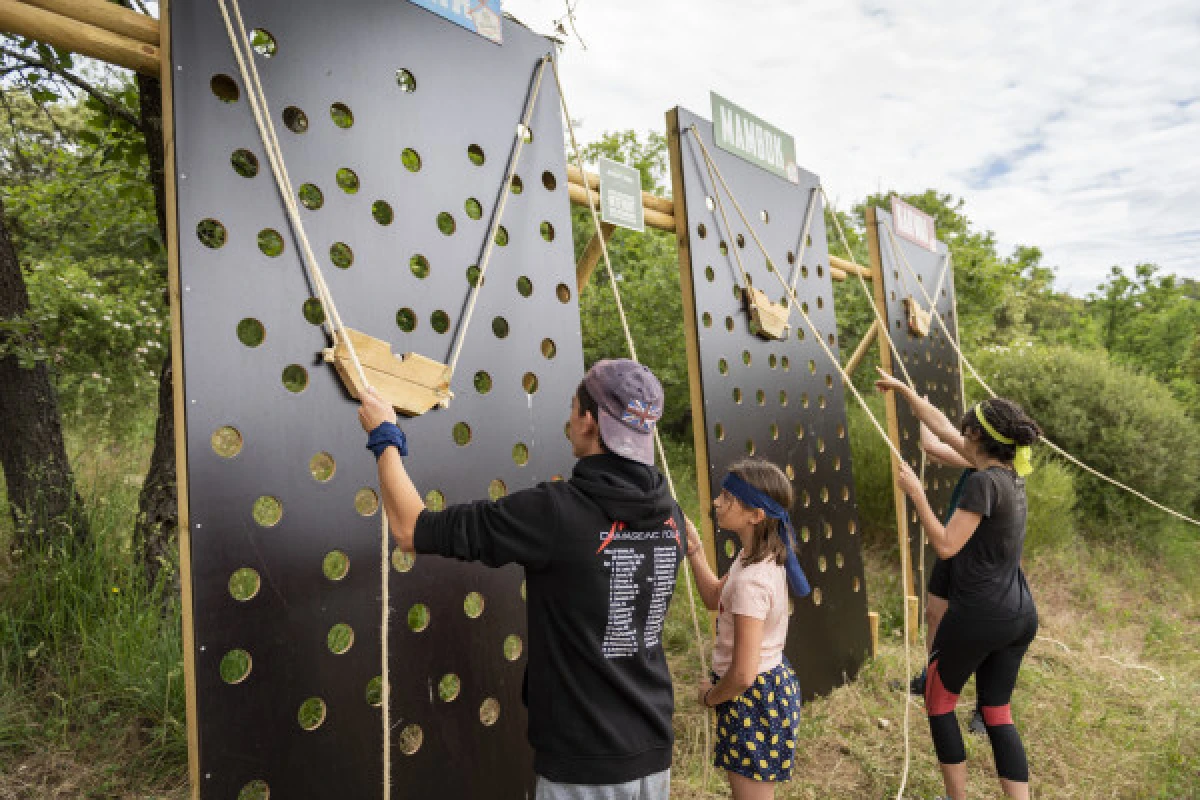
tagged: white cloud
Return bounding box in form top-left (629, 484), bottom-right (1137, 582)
top-left (505, 0), bottom-right (1200, 293)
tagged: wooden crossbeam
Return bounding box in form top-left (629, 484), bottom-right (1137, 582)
top-left (20, 0), bottom-right (159, 46)
top-left (567, 181), bottom-right (676, 233)
top-left (0, 0), bottom-right (159, 75)
top-left (575, 221), bottom-right (616, 293)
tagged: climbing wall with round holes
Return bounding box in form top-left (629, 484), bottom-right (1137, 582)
top-left (169, 3), bottom-right (581, 797)
top-left (865, 205), bottom-right (965, 606)
top-left (665, 107), bottom-right (871, 700)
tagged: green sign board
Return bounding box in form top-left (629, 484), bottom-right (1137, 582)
top-left (710, 92), bottom-right (799, 184)
top-left (598, 156), bottom-right (645, 233)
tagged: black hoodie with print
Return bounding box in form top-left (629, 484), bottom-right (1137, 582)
top-left (413, 453), bottom-right (685, 784)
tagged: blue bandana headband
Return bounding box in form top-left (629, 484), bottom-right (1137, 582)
top-left (720, 473), bottom-right (811, 598)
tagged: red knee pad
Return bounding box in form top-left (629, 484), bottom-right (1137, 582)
top-left (924, 660), bottom-right (959, 716)
top-left (981, 704), bottom-right (1014, 727)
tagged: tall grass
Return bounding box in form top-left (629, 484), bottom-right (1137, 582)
top-left (0, 417), bottom-right (186, 792)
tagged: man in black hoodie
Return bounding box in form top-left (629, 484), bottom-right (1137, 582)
top-left (358, 358), bottom-right (685, 799)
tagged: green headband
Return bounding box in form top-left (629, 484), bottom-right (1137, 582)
top-left (973, 403), bottom-right (1034, 477)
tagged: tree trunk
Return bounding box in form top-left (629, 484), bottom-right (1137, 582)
top-left (0, 193), bottom-right (88, 549)
top-left (133, 68), bottom-right (180, 591)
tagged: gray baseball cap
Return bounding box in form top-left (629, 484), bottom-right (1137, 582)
top-left (583, 359), bottom-right (664, 466)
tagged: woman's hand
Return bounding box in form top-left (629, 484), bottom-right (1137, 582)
top-left (696, 678), bottom-right (714, 707)
top-left (896, 460), bottom-right (923, 498)
top-left (874, 366), bottom-right (909, 397)
top-left (684, 516), bottom-right (703, 557)
top-left (358, 386), bottom-right (398, 433)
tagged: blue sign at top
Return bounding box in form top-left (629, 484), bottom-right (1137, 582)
top-left (408, 0), bottom-right (504, 44)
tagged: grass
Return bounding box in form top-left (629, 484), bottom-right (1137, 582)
top-left (0, 426), bottom-right (1196, 798)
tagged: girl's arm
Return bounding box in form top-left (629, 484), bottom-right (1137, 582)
top-left (920, 422), bottom-right (973, 469)
top-left (876, 369), bottom-right (970, 462)
top-left (684, 516), bottom-right (726, 611)
top-left (360, 389), bottom-right (423, 551)
top-left (897, 460), bottom-right (981, 559)
top-left (701, 614), bottom-right (765, 707)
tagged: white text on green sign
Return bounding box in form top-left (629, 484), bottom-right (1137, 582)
top-left (710, 92), bottom-right (799, 184)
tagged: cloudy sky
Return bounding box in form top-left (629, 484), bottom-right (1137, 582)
top-left (503, 0), bottom-right (1200, 295)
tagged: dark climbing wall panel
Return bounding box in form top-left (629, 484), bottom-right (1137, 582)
top-left (667, 107), bottom-right (871, 700)
top-left (170, 2), bottom-right (582, 797)
top-left (869, 207), bottom-right (964, 599)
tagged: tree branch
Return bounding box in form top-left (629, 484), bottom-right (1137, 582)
top-left (0, 45), bottom-right (140, 130)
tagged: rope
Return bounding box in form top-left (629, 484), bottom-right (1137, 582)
top-left (787, 187), bottom-right (820, 295)
top-left (216, 3), bottom-right (386, 792)
top-left (446, 55), bottom-right (551, 377)
top-left (217, 0), bottom-right (369, 392)
top-left (882, 222), bottom-right (1200, 530)
top-left (698, 143), bottom-right (754, 291)
top-left (550, 55), bottom-right (715, 789)
top-left (685, 128), bottom-right (917, 798)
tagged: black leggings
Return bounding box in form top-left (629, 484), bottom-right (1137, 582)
top-left (925, 607), bottom-right (1038, 781)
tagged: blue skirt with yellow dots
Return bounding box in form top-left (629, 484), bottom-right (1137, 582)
top-left (712, 660), bottom-right (801, 782)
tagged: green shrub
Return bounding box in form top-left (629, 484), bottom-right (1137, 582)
top-left (1023, 455), bottom-right (1077, 553)
top-left (845, 393), bottom-right (897, 538)
top-left (973, 345), bottom-right (1200, 553)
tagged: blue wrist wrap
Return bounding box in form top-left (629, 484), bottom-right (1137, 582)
top-left (366, 421), bottom-right (408, 460)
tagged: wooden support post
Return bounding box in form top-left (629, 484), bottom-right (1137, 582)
top-left (19, 0), bottom-right (159, 46)
top-left (843, 320), bottom-right (879, 378)
top-left (575, 221), bottom-right (616, 293)
top-left (906, 595), bottom-right (921, 645)
top-left (0, 0), bottom-right (160, 75)
top-left (830, 254), bottom-right (872, 279)
top-left (567, 182), bottom-right (675, 233)
top-left (867, 611), bottom-right (880, 658)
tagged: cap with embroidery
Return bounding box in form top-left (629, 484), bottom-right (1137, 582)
top-left (583, 358), bottom-right (663, 466)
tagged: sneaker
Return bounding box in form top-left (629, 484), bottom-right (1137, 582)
top-left (909, 668), bottom-right (927, 697)
top-left (967, 707), bottom-right (986, 735)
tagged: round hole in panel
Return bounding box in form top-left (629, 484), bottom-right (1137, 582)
top-left (281, 365), bottom-right (308, 393)
top-left (800, 526), bottom-right (811, 543)
top-left (488, 479), bottom-right (507, 500)
top-left (512, 442), bottom-right (529, 466)
top-left (511, 174), bottom-right (524, 193)
top-left (229, 567), bottom-right (260, 601)
top-left (725, 316), bottom-right (734, 331)
top-left (330, 242), bottom-right (354, 269)
top-left (474, 371), bottom-right (493, 394)
top-left (812, 588), bottom-right (823, 606)
top-left (503, 634), bottom-right (523, 661)
top-left (452, 422), bottom-right (472, 446)
top-left (430, 310), bottom-right (450, 334)
top-left (723, 538), bottom-right (736, 558)
top-left (196, 219), bottom-right (227, 249)
top-left (834, 455), bottom-right (842, 471)
top-left (852, 576), bottom-right (862, 592)
top-left (732, 388), bottom-right (742, 404)
top-left (818, 555), bottom-right (827, 573)
top-left (392, 548), bottom-right (415, 573)
top-left (756, 389), bottom-right (766, 406)
top-left (323, 550), bottom-right (349, 581)
top-left (702, 312), bottom-right (712, 328)
top-left (770, 423), bottom-right (779, 440)
top-left (249, 28), bottom-right (277, 57)
top-left (336, 167), bottom-right (359, 194)
top-left (354, 488), bottom-right (379, 516)
top-left (492, 317), bottom-right (509, 338)
top-left (408, 604), bottom-right (430, 632)
top-left (372, 200), bottom-right (394, 225)
top-left (467, 144), bottom-right (485, 166)
top-left (808, 456), bottom-right (817, 473)
top-left (760, 209), bottom-right (769, 223)
top-left (464, 591), bottom-right (485, 619)
top-left (438, 674), bottom-right (461, 702)
top-left (697, 223), bottom-right (707, 239)
top-left (824, 522), bottom-right (833, 539)
top-left (768, 354), bottom-right (777, 369)
top-left (522, 372), bottom-right (539, 394)
top-left (297, 697), bottom-right (326, 731)
top-left (212, 426), bottom-right (243, 458)
top-left (425, 489), bottom-right (446, 511)
top-left (795, 423), bottom-right (805, 440)
top-left (705, 195), bottom-right (715, 211)
top-left (704, 266), bottom-right (715, 282)
top-left (258, 229), bottom-right (284, 257)
top-left (252, 496), bottom-right (282, 527)
top-left (540, 221), bottom-right (555, 241)
top-left (736, 233), bottom-right (745, 249)
top-left (330, 102), bottom-right (353, 128)
top-left (309, 452), bottom-right (336, 482)
top-left (396, 68), bottom-right (417, 92)
top-left (437, 212), bottom-right (456, 235)
top-left (402, 147), bottom-right (421, 172)
top-left (231, 148), bottom-right (258, 177)
top-left (366, 675), bottom-right (383, 706)
top-left (466, 265), bottom-right (482, 287)
top-left (238, 780), bottom-right (269, 800)
top-left (396, 308), bottom-right (417, 332)
top-left (282, 105), bottom-right (308, 133)
top-left (820, 487), bottom-right (830, 503)
top-left (298, 183), bottom-right (324, 210)
top-left (399, 724), bottom-right (424, 754)
top-left (742, 350), bottom-right (752, 366)
top-left (541, 170), bottom-right (557, 190)
top-left (779, 390), bottom-right (788, 407)
top-left (495, 226), bottom-right (509, 246)
top-left (841, 486), bottom-right (850, 501)
top-left (327, 623), bottom-right (354, 655)
top-left (517, 275), bottom-right (533, 297)
top-left (745, 439), bottom-right (755, 456)
top-left (556, 283), bottom-right (571, 303)
top-left (541, 338), bottom-right (557, 359)
top-left (800, 490), bottom-right (810, 508)
top-left (848, 520), bottom-right (857, 535)
top-left (784, 463), bottom-right (795, 480)
top-left (781, 356), bottom-right (790, 370)
top-left (718, 358), bottom-right (728, 375)
top-left (836, 552), bottom-right (845, 569)
top-left (714, 422), bottom-right (725, 441)
top-left (480, 698), bottom-right (501, 727)
top-left (210, 74), bottom-right (239, 103)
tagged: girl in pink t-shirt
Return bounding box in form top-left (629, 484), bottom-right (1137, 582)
top-left (685, 458), bottom-right (811, 798)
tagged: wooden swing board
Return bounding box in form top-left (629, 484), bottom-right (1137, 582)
top-left (322, 328), bottom-right (452, 416)
top-left (903, 296), bottom-right (932, 337)
top-left (742, 286), bottom-right (791, 341)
